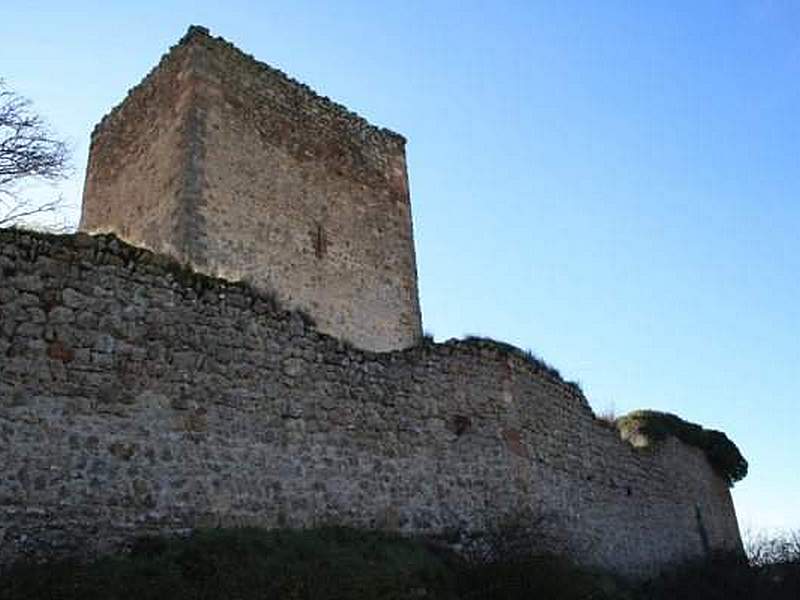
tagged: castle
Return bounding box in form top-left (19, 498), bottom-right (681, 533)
top-left (0, 26), bottom-right (743, 577)
top-left (80, 25), bottom-right (421, 353)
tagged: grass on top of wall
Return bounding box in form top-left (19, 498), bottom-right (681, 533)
top-left (458, 336), bottom-right (584, 396)
top-left (615, 410), bottom-right (748, 486)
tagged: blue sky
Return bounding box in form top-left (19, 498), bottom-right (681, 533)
top-left (2, 1), bottom-right (798, 533)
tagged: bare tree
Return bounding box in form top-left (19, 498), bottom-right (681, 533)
top-left (0, 79), bottom-right (71, 227)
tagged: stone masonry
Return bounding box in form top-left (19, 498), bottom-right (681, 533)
top-left (80, 26), bottom-right (422, 352)
top-left (0, 229), bottom-right (742, 577)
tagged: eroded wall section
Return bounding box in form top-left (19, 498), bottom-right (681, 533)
top-left (0, 230), bottom-right (741, 577)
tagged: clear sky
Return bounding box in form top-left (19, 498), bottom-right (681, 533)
top-left (2, 1), bottom-right (797, 533)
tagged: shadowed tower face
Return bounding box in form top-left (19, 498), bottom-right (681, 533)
top-left (80, 25), bottom-right (422, 352)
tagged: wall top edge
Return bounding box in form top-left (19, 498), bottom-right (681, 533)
top-left (90, 24), bottom-right (407, 147)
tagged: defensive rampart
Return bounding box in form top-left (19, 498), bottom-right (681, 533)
top-left (0, 229), bottom-right (741, 577)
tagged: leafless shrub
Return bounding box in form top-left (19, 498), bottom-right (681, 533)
top-left (0, 79), bottom-right (71, 227)
top-left (745, 528), bottom-right (800, 568)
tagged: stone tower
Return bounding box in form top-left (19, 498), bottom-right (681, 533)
top-left (80, 25), bottom-right (422, 352)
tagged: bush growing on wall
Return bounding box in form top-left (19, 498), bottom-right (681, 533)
top-left (615, 410), bottom-right (748, 486)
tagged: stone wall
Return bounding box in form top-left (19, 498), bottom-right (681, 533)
top-left (80, 26), bottom-right (422, 353)
top-left (0, 229), bottom-right (741, 577)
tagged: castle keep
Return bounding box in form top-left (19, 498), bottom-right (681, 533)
top-left (80, 26), bottom-right (422, 352)
top-left (0, 26), bottom-right (744, 577)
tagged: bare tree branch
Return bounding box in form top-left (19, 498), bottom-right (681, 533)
top-left (0, 195), bottom-right (62, 227)
top-left (0, 79), bottom-right (71, 227)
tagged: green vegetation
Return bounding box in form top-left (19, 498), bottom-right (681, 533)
top-left (615, 410), bottom-right (748, 486)
top-left (2, 527), bottom-right (797, 600)
top-left (459, 335), bottom-right (584, 395)
top-left (0, 528), bottom-right (454, 600)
